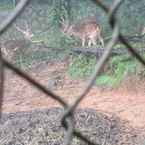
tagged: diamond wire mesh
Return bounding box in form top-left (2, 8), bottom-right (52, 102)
top-left (0, 0), bottom-right (145, 145)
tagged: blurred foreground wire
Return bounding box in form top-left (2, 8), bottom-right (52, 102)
top-left (0, 0), bottom-right (145, 145)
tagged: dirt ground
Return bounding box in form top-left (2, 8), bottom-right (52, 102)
top-left (2, 60), bottom-right (145, 129)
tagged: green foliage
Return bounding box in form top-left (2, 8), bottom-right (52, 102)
top-left (95, 60), bottom-right (136, 87)
top-left (114, 42), bottom-right (144, 49)
top-left (15, 50), bottom-right (67, 70)
top-left (68, 53), bottom-right (144, 87)
top-left (15, 51), bottom-right (49, 69)
top-left (96, 55), bottom-right (140, 86)
top-left (0, 0), bottom-right (14, 11)
top-left (95, 75), bottom-right (115, 86)
top-left (1, 0), bottom-right (145, 82)
top-left (2, 0), bottom-right (145, 47)
top-left (68, 55), bottom-right (96, 78)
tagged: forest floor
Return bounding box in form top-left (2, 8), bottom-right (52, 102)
top-left (2, 59), bottom-right (145, 129)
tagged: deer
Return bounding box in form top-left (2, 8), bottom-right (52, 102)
top-left (1, 21), bottom-right (34, 60)
top-left (60, 16), bottom-right (104, 47)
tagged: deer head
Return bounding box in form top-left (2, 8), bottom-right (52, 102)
top-left (1, 22), bottom-right (34, 60)
top-left (14, 21), bottom-right (34, 40)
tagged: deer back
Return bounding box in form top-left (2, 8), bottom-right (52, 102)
top-left (61, 17), bottom-right (101, 39)
top-left (1, 22), bottom-right (34, 59)
top-left (1, 39), bottom-right (32, 59)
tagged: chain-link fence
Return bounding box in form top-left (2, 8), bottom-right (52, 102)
top-left (0, 0), bottom-right (145, 145)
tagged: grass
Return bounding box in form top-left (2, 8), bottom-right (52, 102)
top-left (68, 50), bottom-right (145, 87)
top-left (14, 48), bottom-right (69, 70)
top-left (114, 41), bottom-right (145, 49)
top-left (68, 54), bottom-right (96, 78)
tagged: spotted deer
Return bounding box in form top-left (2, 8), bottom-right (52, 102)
top-left (1, 21), bottom-right (34, 59)
top-left (60, 16), bottom-right (104, 47)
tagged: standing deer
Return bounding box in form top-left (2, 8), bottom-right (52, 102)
top-left (1, 22), bottom-right (34, 60)
top-left (60, 16), bottom-right (104, 47)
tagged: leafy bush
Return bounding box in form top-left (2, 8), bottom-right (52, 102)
top-left (68, 53), bottom-right (145, 87)
top-left (15, 50), bottom-right (68, 70)
top-left (68, 54), bottom-right (96, 78)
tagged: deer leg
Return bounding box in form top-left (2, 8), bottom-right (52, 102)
top-left (88, 37), bottom-right (96, 47)
top-left (92, 38), bottom-right (96, 46)
top-left (88, 39), bottom-right (92, 47)
top-left (99, 36), bottom-right (104, 48)
top-left (82, 38), bottom-right (85, 47)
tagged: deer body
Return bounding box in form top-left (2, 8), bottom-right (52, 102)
top-left (1, 39), bottom-right (31, 59)
top-left (61, 17), bottom-right (104, 47)
top-left (1, 22), bottom-right (33, 59)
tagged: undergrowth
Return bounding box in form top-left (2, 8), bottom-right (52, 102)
top-left (14, 50), bottom-right (68, 70)
top-left (68, 54), bottom-right (96, 78)
top-left (68, 53), bottom-right (145, 87)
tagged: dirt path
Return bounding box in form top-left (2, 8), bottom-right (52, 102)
top-left (2, 61), bottom-right (145, 129)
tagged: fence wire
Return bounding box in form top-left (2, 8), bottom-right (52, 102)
top-left (0, 0), bottom-right (145, 145)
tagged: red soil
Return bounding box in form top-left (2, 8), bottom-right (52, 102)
top-left (2, 61), bottom-right (145, 128)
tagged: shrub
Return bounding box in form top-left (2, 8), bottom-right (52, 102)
top-left (68, 53), bottom-right (145, 87)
